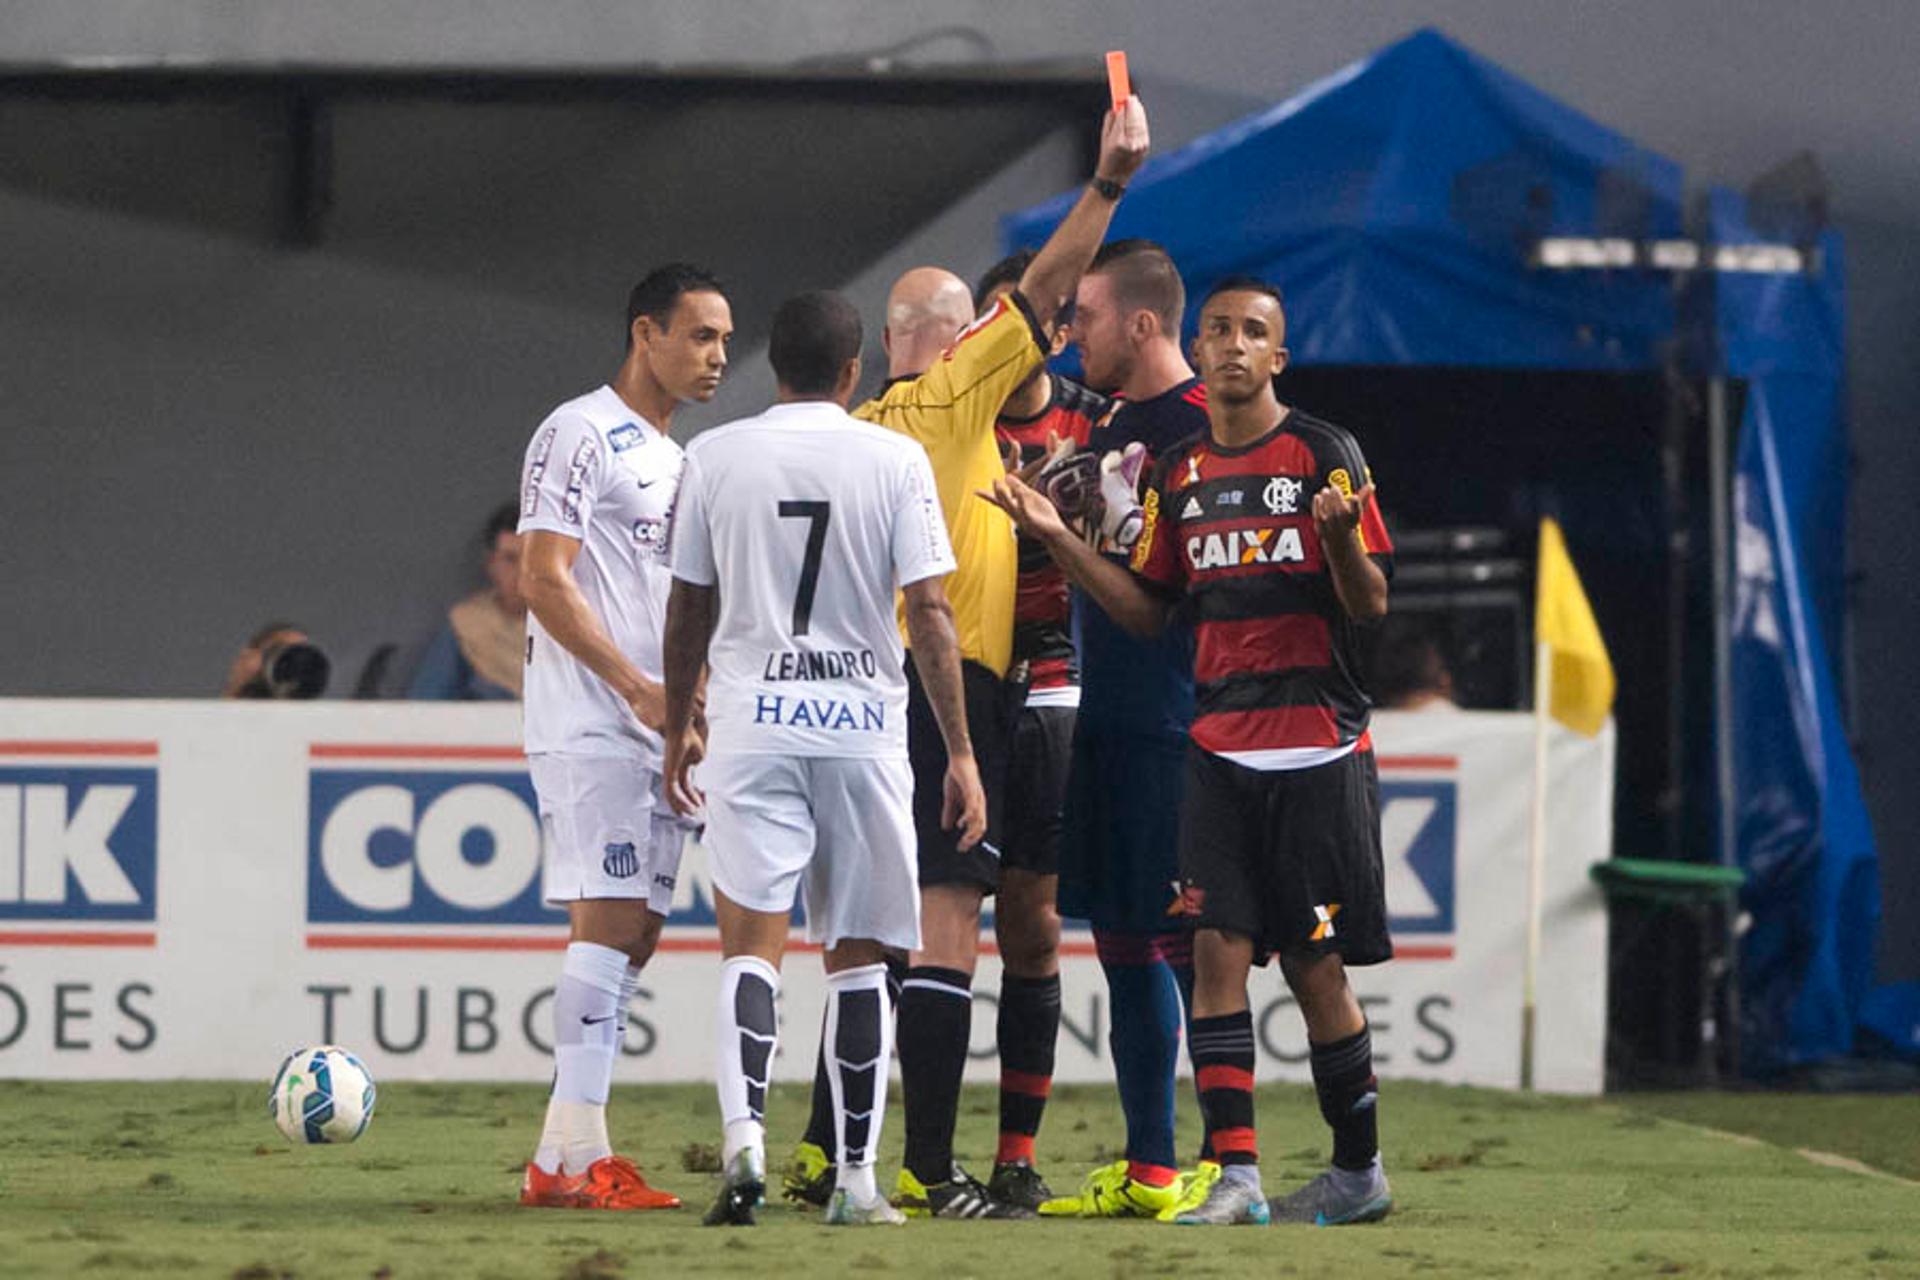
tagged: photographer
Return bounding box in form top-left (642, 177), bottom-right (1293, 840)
top-left (222, 621), bottom-right (330, 699)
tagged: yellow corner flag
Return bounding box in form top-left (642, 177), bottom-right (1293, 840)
top-left (1535, 517), bottom-right (1615, 736)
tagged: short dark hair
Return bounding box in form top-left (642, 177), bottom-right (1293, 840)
top-left (1089, 239), bottom-right (1186, 334)
top-left (768, 291), bottom-right (864, 396)
top-left (1368, 615), bottom-right (1452, 708)
top-left (974, 250), bottom-right (1035, 311)
top-left (483, 502), bottom-right (518, 547)
top-left (1199, 274), bottom-right (1285, 313)
top-left (626, 263), bottom-right (725, 343)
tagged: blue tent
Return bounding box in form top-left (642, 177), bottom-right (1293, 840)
top-left (1006, 29), bottom-right (1890, 1072)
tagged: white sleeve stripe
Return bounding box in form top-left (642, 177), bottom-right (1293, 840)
top-left (515, 517), bottom-right (585, 541)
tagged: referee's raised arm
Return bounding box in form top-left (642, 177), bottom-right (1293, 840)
top-left (1017, 96), bottom-right (1151, 333)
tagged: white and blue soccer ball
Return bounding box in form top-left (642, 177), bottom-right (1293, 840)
top-left (269, 1045), bottom-right (378, 1144)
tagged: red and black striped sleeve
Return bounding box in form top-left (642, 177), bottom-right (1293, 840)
top-left (1128, 446), bottom-right (1189, 598)
top-left (1297, 414), bottom-right (1393, 572)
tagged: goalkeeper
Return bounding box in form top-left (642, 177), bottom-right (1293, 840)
top-left (1031, 240), bottom-right (1220, 1221)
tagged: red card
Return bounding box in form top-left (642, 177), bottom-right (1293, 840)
top-left (1106, 50), bottom-right (1131, 110)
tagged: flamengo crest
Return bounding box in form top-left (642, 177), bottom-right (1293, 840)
top-left (1264, 476), bottom-right (1304, 515)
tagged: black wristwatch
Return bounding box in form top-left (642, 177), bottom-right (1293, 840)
top-left (1090, 176), bottom-right (1126, 201)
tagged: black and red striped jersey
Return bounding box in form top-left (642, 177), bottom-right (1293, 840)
top-left (995, 374), bottom-right (1115, 694)
top-left (1129, 409), bottom-right (1393, 766)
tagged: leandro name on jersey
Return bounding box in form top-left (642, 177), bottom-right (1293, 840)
top-left (762, 648), bottom-right (882, 683)
top-left (670, 400), bottom-right (956, 757)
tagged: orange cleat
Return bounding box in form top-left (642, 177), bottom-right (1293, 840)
top-left (519, 1161), bottom-right (586, 1208)
top-left (574, 1155), bottom-right (682, 1210)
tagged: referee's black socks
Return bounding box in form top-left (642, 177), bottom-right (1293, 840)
top-left (899, 965), bottom-right (973, 1185)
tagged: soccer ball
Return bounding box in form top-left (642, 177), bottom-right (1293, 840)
top-left (269, 1045), bottom-right (378, 1144)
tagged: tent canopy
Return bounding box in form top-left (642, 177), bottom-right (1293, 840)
top-left (1006, 28), bottom-right (1684, 370)
top-left (1006, 29), bottom-right (1890, 1072)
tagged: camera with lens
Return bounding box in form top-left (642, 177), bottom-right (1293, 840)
top-left (242, 638), bottom-right (331, 700)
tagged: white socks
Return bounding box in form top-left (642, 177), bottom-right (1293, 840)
top-left (716, 955), bottom-right (781, 1174)
top-left (534, 941), bottom-right (631, 1175)
top-left (616, 962), bottom-right (642, 1043)
top-left (826, 963), bottom-right (891, 1202)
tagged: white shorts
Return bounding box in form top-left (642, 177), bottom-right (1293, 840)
top-left (528, 753), bottom-right (687, 912)
top-left (700, 752), bottom-right (920, 952)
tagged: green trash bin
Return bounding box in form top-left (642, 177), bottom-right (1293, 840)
top-left (1590, 858), bottom-right (1747, 1089)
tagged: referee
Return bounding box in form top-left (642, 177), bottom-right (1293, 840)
top-left (780, 95), bottom-right (1150, 1222)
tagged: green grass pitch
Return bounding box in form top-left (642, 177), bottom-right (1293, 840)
top-left (2, 1078), bottom-right (1915, 1279)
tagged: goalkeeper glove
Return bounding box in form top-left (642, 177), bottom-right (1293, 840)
top-left (1096, 443), bottom-right (1149, 552)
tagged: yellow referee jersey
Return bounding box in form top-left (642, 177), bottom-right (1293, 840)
top-left (854, 291), bottom-right (1048, 678)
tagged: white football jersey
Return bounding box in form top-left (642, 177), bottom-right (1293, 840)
top-left (671, 401), bottom-right (955, 758)
top-left (517, 385), bottom-right (683, 763)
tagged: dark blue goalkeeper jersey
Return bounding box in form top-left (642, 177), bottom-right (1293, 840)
top-left (1073, 376), bottom-right (1210, 735)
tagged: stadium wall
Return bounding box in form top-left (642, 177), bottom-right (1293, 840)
top-left (0, 703), bottom-right (1612, 1093)
top-left (3, 1), bottom-right (1914, 985)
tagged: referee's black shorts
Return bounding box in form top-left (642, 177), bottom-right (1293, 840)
top-left (1174, 744), bottom-right (1393, 966)
top-left (904, 654), bottom-right (1021, 894)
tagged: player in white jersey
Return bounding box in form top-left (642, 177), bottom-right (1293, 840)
top-left (661, 292), bottom-right (987, 1227)
top-left (515, 263), bottom-right (733, 1212)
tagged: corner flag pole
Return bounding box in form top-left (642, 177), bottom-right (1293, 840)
top-left (1521, 638), bottom-right (1552, 1091)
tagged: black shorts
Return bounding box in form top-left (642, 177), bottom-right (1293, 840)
top-left (1175, 745), bottom-right (1392, 966)
top-left (1057, 723), bottom-right (1188, 931)
top-left (905, 655), bottom-right (1020, 893)
top-left (1001, 702), bottom-right (1075, 876)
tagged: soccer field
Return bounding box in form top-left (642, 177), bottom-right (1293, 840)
top-left (4, 1080), bottom-right (1915, 1279)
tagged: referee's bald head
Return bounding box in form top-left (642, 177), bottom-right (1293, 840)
top-left (770, 291), bottom-right (865, 403)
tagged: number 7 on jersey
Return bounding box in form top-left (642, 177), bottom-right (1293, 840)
top-left (778, 499), bottom-right (831, 636)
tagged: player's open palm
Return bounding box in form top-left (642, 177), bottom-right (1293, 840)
top-left (1312, 482), bottom-right (1372, 545)
top-left (983, 473), bottom-right (1070, 544)
top-left (943, 753), bottom-right (988, 851)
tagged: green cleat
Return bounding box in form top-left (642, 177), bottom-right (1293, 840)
top-left (1038, 1160), bottom-right (1179, 1219)
top-left (780, 1141), bottom-right (835, 1208)
top-left (1155, 1161), bottom-right (1223, 1222)
top-left (1267, 1162), bottom-right (1393, 1226)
